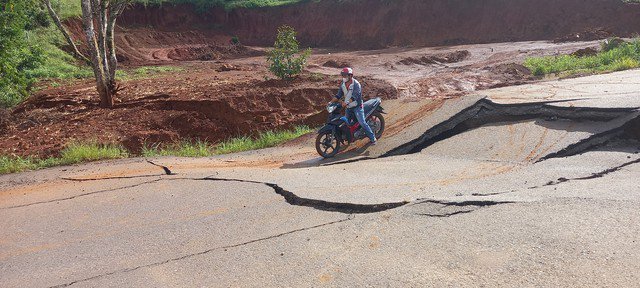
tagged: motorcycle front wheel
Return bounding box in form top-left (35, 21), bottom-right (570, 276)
top-left (316, 131), bottom-right (341, 158)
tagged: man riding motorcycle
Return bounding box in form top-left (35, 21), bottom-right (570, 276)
top-left (330, 67), bottom-right (377, 145)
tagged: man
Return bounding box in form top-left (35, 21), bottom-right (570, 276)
top-left (331, 67), bottom-right (377, 145)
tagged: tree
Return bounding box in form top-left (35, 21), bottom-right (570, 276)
top-left (266, 25), bottom-right (311, 80)
top-left (79, 0), bottom-right (129, 108)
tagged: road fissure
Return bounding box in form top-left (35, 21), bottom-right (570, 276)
top-left (48, 216), bottom-right (353, 288)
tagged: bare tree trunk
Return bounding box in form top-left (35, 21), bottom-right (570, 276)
top-left (43, 0), bottom-right (90, 65)
top-left (106, 3), bottom-right (126, 81)
top-left (106, 20), bottom-right (117, 81)
top-left (80, 0), bottom-right (129, 108)
top-left (81, 0), bottom-right (111, 108)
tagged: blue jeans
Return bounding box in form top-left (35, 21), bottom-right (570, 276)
top-left (347, 107), bottom-right (376, 142)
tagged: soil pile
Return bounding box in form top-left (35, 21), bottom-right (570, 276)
top-left (571, 47), bottom-right (600, 58)
top-left (323, 60), bottom-right (352, 68)
top-left (397, 50), bottom-right (470, 66)
top-left (118, 0), bottom-right (640, 50)
top-left (488, 63), bottom-right (533, 81)
top-left (554, 28), bottom-right (614, 43)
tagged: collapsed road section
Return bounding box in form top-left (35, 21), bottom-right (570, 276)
top-left (381, 98), bottom-right (639, 161)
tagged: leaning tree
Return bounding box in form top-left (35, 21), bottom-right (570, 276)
top-left (45, 0), bottom-right (128, 108)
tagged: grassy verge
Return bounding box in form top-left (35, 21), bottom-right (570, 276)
top-left (0, 142), bottom-right (128, 174)
top-left (524, 39), bottom-right (640, 77)
top-left (1, 126), bottom-right (313, 174)
top-left (142, 125), bottom-right (313, 157)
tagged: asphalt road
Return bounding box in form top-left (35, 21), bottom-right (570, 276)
top-left (1, 70), bottom-right (640, 287)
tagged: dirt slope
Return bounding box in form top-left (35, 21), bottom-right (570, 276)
top-left (119, 0), bottom-right (640, 49)
top-left (0, 63), bottom-right (397, 157)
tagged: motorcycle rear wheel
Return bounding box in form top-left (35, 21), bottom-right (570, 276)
top-left (369, 112), bottom-right (385, 139)
top-left (316, 131), bottom-right (341, 158)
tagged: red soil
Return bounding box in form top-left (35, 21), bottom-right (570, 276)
top-left (0, 64), bottom-right (397, 157)
top-left (5, 0), bottom-right (638, 158)
top-left (118, 0), bottom-right (640, 49)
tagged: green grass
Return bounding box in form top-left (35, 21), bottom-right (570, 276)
top-left (142, 139), bottom-right (214, 157)
top-left (0, 142), bottom-right (128, 174)
top-left (142, 125), bottom-right (313, 157)
top-left (119, 66), bottom-right (185, 80)
top-left (0, 125), bottom-right (314, 174)
top-left (524, 39), bottom-right (640, 77)
top-left (50, 0), bottom-right (82, 19)
top-left (215, 125), bottom-right (312, 154)
top-left (23, 26), bottom-right (93, 80)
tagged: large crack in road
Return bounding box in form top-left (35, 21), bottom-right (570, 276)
top-left (383, 98), bottom-right (638, 159)
top-left (201, 177), bottom-right (409, 214)
top-left (315, 98), bottom-right (638, 167)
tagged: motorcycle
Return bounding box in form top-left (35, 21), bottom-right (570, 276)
top-left (315, 97), bottom-right (385, 158)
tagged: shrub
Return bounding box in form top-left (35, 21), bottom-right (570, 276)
top-left (266, 25), bottom-right (311, 80)
top-left (0, 0), bottom-right (45, 108)
top-left (601, 37), bottom-right (626, 52)
top-left (231, 35), bottom-right (240, 45)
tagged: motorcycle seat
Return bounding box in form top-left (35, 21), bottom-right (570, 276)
top-left (363, 98), bottom-right (381, 114)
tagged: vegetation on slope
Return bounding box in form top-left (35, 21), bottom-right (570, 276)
top-left (524, 38), bottom-right (640, 77)
top-left (0, 142), bottom-right (128, 174)
top-left (0, 126), bottom-right (313, 174)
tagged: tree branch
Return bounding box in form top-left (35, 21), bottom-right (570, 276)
top-left (43, 0), bottom-right (91, 65)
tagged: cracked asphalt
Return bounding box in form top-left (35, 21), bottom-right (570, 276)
top-left (2, 70), bottom-right (640, 287)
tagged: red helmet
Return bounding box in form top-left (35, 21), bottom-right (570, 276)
top-left (341, 67), bottom-right (353, 76)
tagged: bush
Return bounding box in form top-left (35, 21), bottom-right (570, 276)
top-left (0, 0), bottom-right (45, 108)
top-left (231, 35), bottom-right (240, 45)
top-left (601, 37), bottom-right (626, 52)
top-left (266, 25), bottom-right (311, 80)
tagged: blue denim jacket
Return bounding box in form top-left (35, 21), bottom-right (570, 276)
top-left (334, 78), bottom-right (363, 109)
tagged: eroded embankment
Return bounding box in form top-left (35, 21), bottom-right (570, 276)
top-left (0, 75), bottom-right (397, 157)
top-left (382, 98), bottom-right (639, 160)
top-left (118, 0), bottom-right (640, 49)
